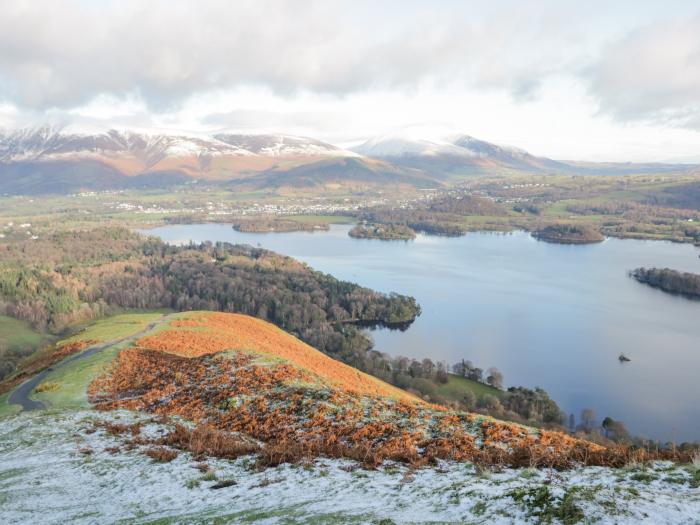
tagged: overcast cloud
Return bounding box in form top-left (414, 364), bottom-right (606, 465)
top-left (588, 15), bottom-right (700, 126)
top-left (0, 0), bottom-right (582, 108)
top-left (0, 0), bottom-right (699, 161)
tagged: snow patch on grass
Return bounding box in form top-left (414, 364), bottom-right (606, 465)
top-left (0, 410), bottom-right (699, 524)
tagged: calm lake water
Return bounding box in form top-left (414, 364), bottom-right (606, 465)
top-left (144, 223), bottom-right (700, 442)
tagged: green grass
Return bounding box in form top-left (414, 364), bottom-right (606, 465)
top-left (0, 392), bottom-right (21, 418)
top-left (287, 215), bottom-right (354, 224)
top-left (58, 310), bottom-right (171, 346)
top-left (435, 373), bottom-right (504, 401)
top-left (31, 343), bottom-right (125, 410)
top-left (0, 311), bottom-right (170, 413)
top-left (31, 311), bottom-right (173, 409)
top-left (0, 315), bottom-right (48, 351)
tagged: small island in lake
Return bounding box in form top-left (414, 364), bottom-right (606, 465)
top-left (532, 224), bottom-right (605, 244)
top-left (349, 222), bottom-right (417, 240)
top-left (232, 218), bottom-right (330, 233)
top-left (630, 267), bottom-right (700, 299)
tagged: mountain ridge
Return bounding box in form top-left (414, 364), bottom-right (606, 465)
top-left (0, 125), bottom-right (696, 194)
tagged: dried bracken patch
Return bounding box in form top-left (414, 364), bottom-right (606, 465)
top-left (136, 312), bottom-right (414, 402)
top-left (159, 424), bottom-right (260, 461)
top-left (90, 313), bottom-right (692, 470)
top-left (144, 447), bottom-right (178, 463)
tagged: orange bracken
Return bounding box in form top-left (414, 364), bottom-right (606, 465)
top-left (135, 312), bottom-right (417, 402)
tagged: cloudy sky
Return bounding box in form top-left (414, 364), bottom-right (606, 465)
top-left (1, 0), bottom-right (700, 161)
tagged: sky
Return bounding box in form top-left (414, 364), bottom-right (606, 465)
top-left (1, 0), bottom-right (700, 161)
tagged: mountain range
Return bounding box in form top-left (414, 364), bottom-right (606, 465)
top-left (0, 126), bottom-right (695, 194)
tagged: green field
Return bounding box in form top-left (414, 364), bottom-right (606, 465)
top-left (435, 373), bottom-right (504, 401)
top-left (0, 311), bottom-right (172, 415)
top-left (58, 310), bottom-right (172, 346)
top-left (31, 344), bottom-right (125, 410)
top-left (288, 214), bottom-right (354, 224)
top-left (0, 315), bottom-right (48, 350)
top-left (0, 392), bottom-right (20, 418)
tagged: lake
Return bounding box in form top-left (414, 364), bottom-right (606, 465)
top-left (143, 223), bottom-right (700, 442)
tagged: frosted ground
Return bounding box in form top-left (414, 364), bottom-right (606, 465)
top-left (1, 411), bottom-right (699, 524)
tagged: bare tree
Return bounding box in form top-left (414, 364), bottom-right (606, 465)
top-left (486, 367), bottom-right (504, 389)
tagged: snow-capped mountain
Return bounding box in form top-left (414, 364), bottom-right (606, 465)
top-left (352, 133), bottom-right (569, 175)
top-left (0, 126), bottom-right (349, 165)
top-left (0, 126), bottom-right (695, 195)
top-left (351, 135), bottom-right (472, 158)
top-left (213, 133), bottom-right (351, 157)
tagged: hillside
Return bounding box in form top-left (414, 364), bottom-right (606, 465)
top-left (1, 310), bottom-right (699, 523)
top-left (351, 133), bottom-right (696, 178)
top-left (1, 126), bottom-right (697, 195)
top-left (0, 127), bottom-right (359, 194)
top-left (232, 156), bottom-right (437, 191)
top-left (83, 311), bottom-right (674, 470)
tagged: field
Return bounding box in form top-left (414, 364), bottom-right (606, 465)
top-left (58, 310), bottom-right (172, 346)
top-left (2, 173), bottom-right (700, 245)
top-left (30, 345), bottom-right (124, 410)
top-left (0, 315), bottom-right (53, 385)
top-left (0, 315), bottom-right (48, 350)
top-left (286, 214), bottom-right (354, 224)
top-left (0, 311), bottom-right (172, 413)
top-left (436, 373), bottom-right (504, 400)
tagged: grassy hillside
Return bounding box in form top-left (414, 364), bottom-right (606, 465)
top-left (0, 315), bottom-right (53, 380)
top-left (0, 315), bottom-right (47, 349)
top-left (57, 310), bottom-right (172, 346)
top-left (0, 311), bottom-right (172, 413)
top-left (133, 312), bottom-right (416, 402)
top-left (436, 373), bottom-right (504, 400)
top-left (3, 311), bottom-right (692, 472)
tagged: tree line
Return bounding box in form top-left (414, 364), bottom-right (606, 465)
top-left (631, 267), bottom-right (700, 299)
top-left (0, 229), bottom-right (420, 378)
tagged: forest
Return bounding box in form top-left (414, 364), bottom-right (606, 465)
top-left (0, 228), bottom-right (420, 378)
top-left (631, 267), bottom-right (700, 299)
top-left (532, 224), bottom-right (605, 244)
top-left (348, 223), bottom-right (416, 240)
top-left (358, 195), bottom-right (508, 237)
top-left (231, 218), bottom-right (330, 233)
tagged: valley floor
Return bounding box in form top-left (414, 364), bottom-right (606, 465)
top-left (1, 410), bottom-right (698, 525)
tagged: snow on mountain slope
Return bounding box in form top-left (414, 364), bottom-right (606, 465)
top-left (0, 126), bottom-right (249, 165)
top-left (0, 127), bottom-right (351, 165)
top-left (0, 126), bottom-right (371, 193)
top-left (351, 132), bottom-right (572, 175)
top-left (352, 134), bottom-right (473, 158)
top-left (214, 133), bottom-right (354, 157)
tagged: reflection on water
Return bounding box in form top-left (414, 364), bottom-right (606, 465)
top-left (143, 223), bottom-right (700, 442)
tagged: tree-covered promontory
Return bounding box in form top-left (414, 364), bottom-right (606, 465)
top-left (0, 229), bottom-right (420, 375)
top-left (630, 267), bottom-right (700, 299)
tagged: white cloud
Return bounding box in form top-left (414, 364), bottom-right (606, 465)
top-left (588, 15), bottom-right (700, 128)
top-left (0, 0), bottom-right (699, 161)
top-left (0, 0), bottom-right (587, 110)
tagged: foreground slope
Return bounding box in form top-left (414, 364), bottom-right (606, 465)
top-left (1, 410), bottom-right (699, 525)
top-left (0, 311), bottom-right (699, 524)
top-left (87, 311), bottom-right (663, 470)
